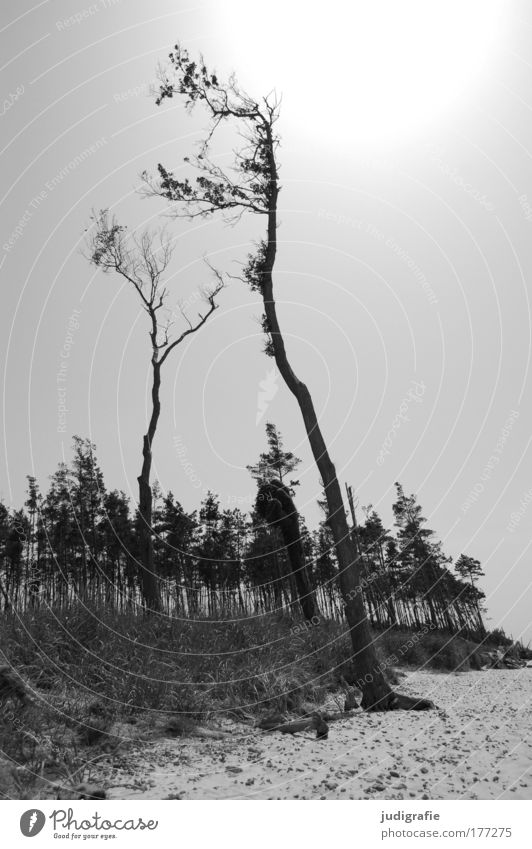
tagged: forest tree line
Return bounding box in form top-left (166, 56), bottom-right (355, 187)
top-left (0, 428), bottom-right (486, 637)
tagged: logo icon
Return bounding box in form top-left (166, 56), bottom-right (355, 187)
top-left (20, 810), bottom-right (46, 837)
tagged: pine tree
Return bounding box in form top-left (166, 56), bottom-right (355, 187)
top-left (0, 503), bottom-right (11, 609)
top-left (195, 492), bottom-right (225, 614)
top-left (244, 506), bottom-right (292, 612)
top-left (393, 483), bottom-right (451, 630)
top-left (155, 492), bottom-right (198, 611)
top-left (102, 489), bottom-right (134, 608)
top-left (455, 554), bottom-right (486, 635)
top-left (44, 461), bottom-right (79, 603)
top-left (312, 524), bottom-right (338, 618)
top-left (5, 509), bottom-right (26, 608)
top-left (246, 422), bottom-right (301, 488)
top-left (359, 507), bottom-right (397, 628)
top-left (71, 436), bottom-right (106, 596)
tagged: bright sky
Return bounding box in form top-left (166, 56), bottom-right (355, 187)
top-left (1, 0), bottom-right (532, 644)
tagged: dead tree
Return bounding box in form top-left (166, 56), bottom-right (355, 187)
top-left (87, 210), bottom-right (223, 611)
top-left (256, 479), bottom-right (320, 622)
top-left (142, 45), bottom-right (432, 709)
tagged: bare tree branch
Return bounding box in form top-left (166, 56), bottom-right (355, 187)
top-left (159, 263), bottom-right (223, 367)
top-left (85, 209), bottom-right (224, 365)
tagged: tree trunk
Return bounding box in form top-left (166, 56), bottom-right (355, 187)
top-left (257, 480), bottom-right (320, 622)
top-left (136, 361), bottom-right (162, 612)
top-left (259, 133), bottom-right (394, 709)
top-left (265, 344), bottom-right (394, 706)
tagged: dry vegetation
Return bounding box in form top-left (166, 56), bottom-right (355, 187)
top-left (0, 604), bottom-right (515, 798)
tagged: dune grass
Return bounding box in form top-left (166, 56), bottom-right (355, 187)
top-left (0, 603), bottom-right (511, 797)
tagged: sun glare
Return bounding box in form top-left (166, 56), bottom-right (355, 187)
top-left (211, 0), bottom-right (506, 147)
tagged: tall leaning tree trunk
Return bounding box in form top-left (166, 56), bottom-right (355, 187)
top-left (147, 50), bottom-right (432, 708)
top-left (260, 134), bottom-right (393, 709)
top-left (137, 358), bottom-right (162, 612)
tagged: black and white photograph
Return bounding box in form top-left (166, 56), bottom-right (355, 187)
top-left (1, 0), bottom-right (531, 843)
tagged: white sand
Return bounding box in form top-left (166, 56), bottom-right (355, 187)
top-left (103, 670), bottom-right (532, 800)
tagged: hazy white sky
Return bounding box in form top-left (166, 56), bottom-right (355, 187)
top-left (1, 0), bottom-right (532, 642)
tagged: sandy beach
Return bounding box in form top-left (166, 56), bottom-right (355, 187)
top-left (102, 669), bottom-right (532, 800)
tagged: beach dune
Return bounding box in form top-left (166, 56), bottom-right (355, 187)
top-left (104, 669), bottom-right (532, 800)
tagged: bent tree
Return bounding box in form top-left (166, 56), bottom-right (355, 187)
top-left (248, 424), bottom-right (316, 619)
top-left (255, 479), bottom-right (320, 623)
top-left (87, 211), bottom-right (223, 611)
top-left (144, 46), bottom-right (431, 709)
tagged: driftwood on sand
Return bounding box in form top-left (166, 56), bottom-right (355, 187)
top-left (165, 718), bottom-right (232, 740)
top-left (257, 711), bottom-right (329, 739)
top-left (390, 693), bottom-right (435, 710)
top-left (479, 645), bottom-right (529, 670)
top-left (257, 693), bottom-right (435, 740)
